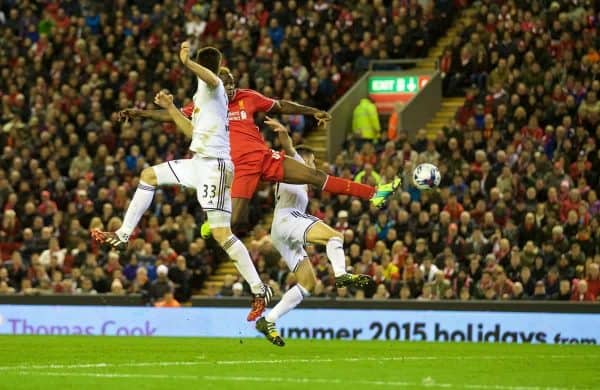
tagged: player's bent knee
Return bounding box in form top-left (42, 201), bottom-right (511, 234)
top-left (141, 167), bottom-right (157, 186)
top-left (299, 276), bottom-right (316, 293)
top-left (211, 227), bottom-right (233, 244)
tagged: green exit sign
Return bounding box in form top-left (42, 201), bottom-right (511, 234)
top-left (368, 76), bottom-right (429, 94)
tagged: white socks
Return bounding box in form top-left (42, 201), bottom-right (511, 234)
top-left (222, 235), bottom-right (263, 295)
top-left (266, 284), bottom-right (308, 323)
top-left (326, 237), bottom-right (347, 277)
top-left (116, 180), bottom-right (155, 241)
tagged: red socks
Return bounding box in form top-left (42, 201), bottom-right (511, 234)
top-left (322, 175), bottom-right (375, 200)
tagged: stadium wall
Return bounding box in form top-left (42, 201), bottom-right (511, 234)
top-left (326, 65), bottom-right (440, 161)
top-left (398, 70), bottom-right (442, 138)
top-left (1, 297), bottom-right (598, 344)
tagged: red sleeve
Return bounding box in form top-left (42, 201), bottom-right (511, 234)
top-left (246, 90), bottom-right (276, 113)
top-left (180, 102), bottom-right (194, 118)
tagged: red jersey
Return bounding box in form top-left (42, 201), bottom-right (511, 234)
top-left (181, 88), bottom-right (276, 162)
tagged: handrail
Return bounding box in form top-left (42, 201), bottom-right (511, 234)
top-left (368, 58), bottom-right (422, 71)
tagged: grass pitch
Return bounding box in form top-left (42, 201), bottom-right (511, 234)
top-left (0, 336), bottom-right (597, 389)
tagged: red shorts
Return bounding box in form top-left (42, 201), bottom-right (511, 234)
top-left (231, 149), bottom-right (286, 199)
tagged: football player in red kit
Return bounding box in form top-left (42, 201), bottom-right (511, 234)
top-left (118, 68), bottom-right (399, 232)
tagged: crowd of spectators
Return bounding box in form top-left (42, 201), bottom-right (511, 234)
top-left (0, 0), bottom-right (455, 303)
top-left (246, 0), bottom-right (600, 302)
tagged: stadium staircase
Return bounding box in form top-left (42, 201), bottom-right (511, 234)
top-left (196, 6), bottom-right (475, 296)
top-left (415, 8), bottom-right (477, 139)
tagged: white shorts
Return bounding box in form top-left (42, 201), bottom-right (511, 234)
top-left (271, 209), bottom-right (320, 271)
top-left (153, 156), bottom-right (233, 228)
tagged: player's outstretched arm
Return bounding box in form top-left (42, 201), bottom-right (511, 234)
top-left (117, 108), bottom-right (174, 123)
top-left (265, 116), bottom-right (296, 156)
top-left (154, 90), bottom-right (193, 139)
top-left (271, 100), bottom-right (332, 127)
top-left (179, 41), bottom-right (220, 89)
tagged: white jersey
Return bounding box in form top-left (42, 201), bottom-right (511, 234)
top-left (189, 77), bottom-right (230, 159)
top-left (274, 152), bottom-right (309, 215)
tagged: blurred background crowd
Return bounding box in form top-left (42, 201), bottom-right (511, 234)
top-left (0, 0), bottom-right (599, 304)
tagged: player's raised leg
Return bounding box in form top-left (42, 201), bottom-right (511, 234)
top-left (198, 158), bottom-right (272, 321)
top-left (211, 223), bottom-right (272, 321)
top-left (262, 117), bottom-right (400, 208)
top-left (257, 258), bottom-right (315, 347)
top-left (305, 221), bottom-right (374, 288)
top-left (91, 162), bottom-right (177, 250)
top-left (257, 218), bottom-right (373, 346)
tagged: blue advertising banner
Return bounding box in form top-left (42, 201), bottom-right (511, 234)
top-left (0, 305), bottom-right (598, 344)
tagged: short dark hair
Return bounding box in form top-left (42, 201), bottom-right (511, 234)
top-left (195, 46), bottom-right (222, 73)
top-left (295, 145), bottom-right (315, 158)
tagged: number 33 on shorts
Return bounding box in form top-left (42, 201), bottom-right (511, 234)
top-left (203, 184), bottom-right (217, 198)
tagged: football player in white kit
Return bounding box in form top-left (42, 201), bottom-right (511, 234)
top-left (92, 42), bottom-right (272, 320)
top-left (255, 117), bottom-right (374, 346)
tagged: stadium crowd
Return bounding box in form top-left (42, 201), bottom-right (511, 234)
top-left (249, 0), bottom-right (600, 302)
top-left (0, 0), bottom-right (457, 304)
top-left (1, 0), bottom-right (598, 304)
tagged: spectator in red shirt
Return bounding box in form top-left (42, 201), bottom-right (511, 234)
top-left (586, 263), bottom-right (600, 299)
top-left (443, 194), bottom-right (464, 222)
top-left (37, 190), bottom-right (57, 217)
top-left (570, 280), bottom-right (596, 302)
top-left (569, 151), bottom-right (592, 180)
top-left (520, 115), bottom-right (544, 141)
top-left (493, 266), bottom-right (514, 299)
top-left (560, 188), bottom-right (583, 222)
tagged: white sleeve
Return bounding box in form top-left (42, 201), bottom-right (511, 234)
top-left (292, 152), bottom-right (305, 164)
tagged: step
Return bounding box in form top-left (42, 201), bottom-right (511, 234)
top-left (208, 274), bottom-right (231, 282)
top-left (215, 266), bottom-right (237, 274)
top-left (426, 124), bottom-right (444, 132)
top-left (305, 134), bottom-right (327, 143)
top-left (203, 281), bottom-right (224, 288)
top-left (435, 112), bottom-right (457, 119)
top-left (428, 119), bottom-right (451, 126)
top-left (426, 129), bottom-right (443, 136)
top-left (417, 59), bottom-right (436, 67)
top-left (441, 101), bottom-right (464, 108)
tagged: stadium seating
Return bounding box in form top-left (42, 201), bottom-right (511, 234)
top-left (1, 0), bottom-right (598, 303)
top-left (0, 0), bottom-right (457, 302)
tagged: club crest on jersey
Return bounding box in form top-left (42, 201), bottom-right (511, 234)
top-left (271, 151), bottom-right (281, 160)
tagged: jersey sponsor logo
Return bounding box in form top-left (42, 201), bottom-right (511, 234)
top-left (228, 110), bottom-right (247, 121)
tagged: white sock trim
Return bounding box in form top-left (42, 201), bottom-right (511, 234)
top-left (296, 283), bottom-right (310, 297)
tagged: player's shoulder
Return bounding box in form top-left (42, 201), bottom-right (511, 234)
top-left (237, 88), bottom-right (270, 100)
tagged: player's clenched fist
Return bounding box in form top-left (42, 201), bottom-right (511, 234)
top-left (116, 108), bottom-right (141, 122)
top-left (314, 111), bottom-right (332, 127)
top-left (154, 90), bottom-right (174, 109)
top-left (179, 41), bottom-right (190, 65)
